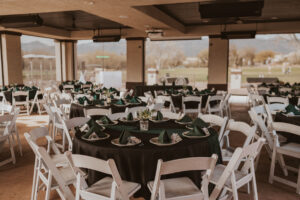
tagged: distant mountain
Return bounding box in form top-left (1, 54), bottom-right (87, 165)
top-left (21, 37), bottom-right (298, 57)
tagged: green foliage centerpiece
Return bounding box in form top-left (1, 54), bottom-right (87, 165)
top-left (138, 109), bottom-right (151, 131)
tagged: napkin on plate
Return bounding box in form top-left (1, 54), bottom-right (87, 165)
top-left (99, 116), bottom-right (113, 124)
top-left (158, 130), bottom-right (171, 144)
top-left (127, 112), bottom-right (133, 121)
top-left (119, 130), bottom-right (131, 144)
top-left (82, 121), bottom-right (106, 139)
top-left (78, 96), bottom-right (89, 105)
top-left (192, 118), bottom-right (209, 128)
top-left (156, 111), bottom-right (163, 120)
top-left (285, 104), bottom-right (300, 115)
top-left (129, 96), bottom-right (140, 104)
top-left (125, 94), bottom-right (132, 100)
top-left (31, 86), bottom-right (38, 90)
top-left (115, 98), bottom-right (125, 105)
top-left (187, 126), bottom-right (206, 136)
top-left (178, 115), bottom-right (193, 123)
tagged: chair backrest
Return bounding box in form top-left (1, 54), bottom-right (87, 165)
top-left (182, 96), bottom-right (202, 103)
top-left (266, 103), bottom-right (286, 115)
top-left (267, 96), bottom-right (289, 105)
top-left (63, 85), bottom-right (74, 90)
top-left (279, 87), bottom-right (292, 93)
top-left (248, 94), bottom-right (265, 107)
top-left (64, 117), bottom-right (90, 130)
top-left (199, 114), bottom-right (228, 141)
top-left (151, 155), bottom-right (218, 200)
top-left (272, 122), bottom-right (300, 138)
top-left (226, 119), bottom-right (257, 148)
top-left (65, 153), bottom-right (129, 200)
top-left (84, 108), bottom-right (111, 117)
top-left (209, 138), bottom-right (265, 200)
top-left (81, 84), bottom-right (92, 89)
top-left (125, 106), bottom-right (148, 117)
top-left (205, 95), bottom-right (224, 110)
top-left (158, 110), bottom-right (182, 120)
top-left (38, 147), bottom-right (75, 200)
top-left (257, 87), bottom-right (270, 95)
top-left (13, 91), bottom-right (29, 102)
top-left (108, 112), bottom-right (127, 121)
top-left (154, 90), bottom-right (164, 98)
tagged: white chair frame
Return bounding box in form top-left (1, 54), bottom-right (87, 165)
top-left (182, 96), bottom-right (202, 114)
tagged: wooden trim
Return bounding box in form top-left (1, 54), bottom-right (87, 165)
top-left (126, 37), bottom-right (146, 41)
top-left (0, 31), bottom-right (22, 36)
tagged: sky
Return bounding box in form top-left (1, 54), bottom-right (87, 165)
top-left (20, 34), bottom-right (300, 46)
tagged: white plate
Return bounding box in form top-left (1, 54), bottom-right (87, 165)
top-left (182, 130), bottom-right (210, 139)
top-left (81, 133), bottom-right (110, 141)
top-left (113, 103), bottom-right (129, 107)
top-left (149, 137), bottom-right (181, 146)
top-left (119, 118), bottom-right (139, 123)
top-left (111, 138), bottom-right (141, 147)
top-left (128, 102), bottom-right (141, 105)
top-left (96, 120), bottom-right (118, 126)
top-left (149, 118), bottom-right (170, 123)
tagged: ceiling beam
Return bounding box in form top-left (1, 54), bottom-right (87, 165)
top-left (126, 0), bottom-right (214, 6)
top-left (135, 6), bottom-right (186, 33)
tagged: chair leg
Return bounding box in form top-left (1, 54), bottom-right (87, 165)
top-left (269, 149), bottom-right (277, 184)
top-left (251, 163), bottom-right (259, 200)
top-left (14, 127), bottom-right (23, 156)
top-left (31, 160), bottom-right (38, 200)
top-left (8, 137), bottom-right (16, 164)
top-left (278, 153), bottom-right (288, 176)
top-left (296, 166), bottom-right (300, 194)
top-left (34, 174), bottom-right (40, 200)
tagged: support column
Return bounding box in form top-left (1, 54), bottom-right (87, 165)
top-left (207, 37), bottom-right (229, 91)
top-left (0, 31), bottom-right (23, 85)
top-left (126, 38), bottom-right (145, 89)
top-left (55, 40), bottom-right (77, 82)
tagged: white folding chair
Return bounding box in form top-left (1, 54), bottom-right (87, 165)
top-left (279, 87), bottom-right (292, 93)
top-left (108, 112), bottom-right (127, 121)
top-left (257, 86), bottom-right (270, 95)
top-left (223, 93), bottom-right (232, 118)
top-left (221, 119), bottom-right (257, 161)
top-left (148, 155), bottom-right (218, 200)
top-left (205, 95), bottom-right (225, 117)
top-left (248, 93), bottom-right (265, 107)
top-left (156, 95), bottom-right (176, 113)
top-left (125, 106), bottom-right (148, 118)
top-left (210, 138), bottom-right (265, 200)
top-left (267, 96), bottom-right (289, 105)
top-left (25, 130), bottom-right (75, 200)
top-left (63, 84), bottom-right (75, 92)
top-left (30, 90), bottom-right (46, 115)
top-left (65, 152), bottom-right (141, 200)
top-left (182, 96), bottom-right (202, 114)
top-left (265, 103), bottom-right (286, 117)
top-left (0, 115), bottom-right (16, 167)
top-left (159, 110), bottom-right (182, 120)
top-left (269, 122), bottom-right (300, 194)
top-left (81, 84), bottom-right (92, 89)
top-left (13, 91), bottom-right (30, 115)
top-left (84, 108), bottom-right (111, 118)
top-left (198, 113), bottom-right (228, 143)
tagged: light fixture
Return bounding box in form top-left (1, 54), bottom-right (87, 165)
top-left (220, 31), bottom-right (256, 39)
top-left (92, 28), bottom-right (121, 42)
top-left (119, 15), bottom-right (128, 19)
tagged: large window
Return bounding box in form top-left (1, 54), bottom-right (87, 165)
top-left (77, 39), bottom-right (126, 89)
top-left (228, 34), bottom-right (300, 89)
top-left (21, 35), bottom-right (56, 86)
top-left (145, 38), bottom-right (208, 89)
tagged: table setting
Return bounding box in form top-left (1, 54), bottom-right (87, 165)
top-left (72, 111), bottom-right (222, 198)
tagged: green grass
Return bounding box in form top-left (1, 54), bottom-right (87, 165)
top-left (157, 67), bottom-right (208, 82)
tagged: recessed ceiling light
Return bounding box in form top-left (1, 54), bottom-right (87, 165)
top-left (84, 0), bottom-right (95, 5)
top-left (119, 15), bottom-right (128, 19)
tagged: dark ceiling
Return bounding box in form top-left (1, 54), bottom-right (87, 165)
top-left (0, 10), bottom-right (128, 31)
top-left (154, 0), bottom-right (300, 26)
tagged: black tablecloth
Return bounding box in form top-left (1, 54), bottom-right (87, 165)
top-left (0, 90), bottom-right (41, 104)
top-left (135, 85), bottom-right (193, 96)
top-left (274, 113), bottom-right (300, 143)
top-left (70, 101), bottom-right (147, 118)
top-left (167, 94), bottom-right (211, 109)
top-left (73, 120), bottom-right (222, 198)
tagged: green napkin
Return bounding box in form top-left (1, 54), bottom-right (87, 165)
top-left (285, 104), bottom-right (300, 115)
top-left (125, 94), bottom-right (131, 100)
top-left (102, 87), bottom-right (107, 91)
top-left (129, 96), bottom-right (140, 104)
top-left (2, 86), bottom-right (7, 91)
top-left (93, 94), bottom-right (100, 100)
top-left (83, 121), bottom-right (106, 139)
top-left (194, 88), bottom-right (199, 92)
top-left (156, 111), bottom-right (163, 120)
top-left (178, 115), bottom-right (192, 123)
top-left (127, 112), bottom-right (133, 121)
top-left (77, 96), bottom-right (87, 105)
top-left (23, 86), bottom-right (31, 91)
top-left (158, 130), bottom-right (171, 144)
top-left (187, 126), bottom-right (205, 136)
top-left (31, 86), bottom-right (38, 90)
top-left (116, 98), bottom-right (125, 105)
top-left (100, 116), bottom-right (113, 124)
top-left (192, 118), bottom-right (209, 128)
top-left (119, 130), bottom-right (131, 144)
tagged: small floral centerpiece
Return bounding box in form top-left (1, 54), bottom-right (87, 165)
top-left (138, 109), bottom-right (152, 131)
top-left (103, 90), bottom-right (112, 104)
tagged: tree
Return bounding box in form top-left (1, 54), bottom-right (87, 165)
top-left (197, 49), bottom-right (209, 67)
top-left (254, 50), bottom-right (275, 64)
top-left (239, 47), bottom-right (256, 66)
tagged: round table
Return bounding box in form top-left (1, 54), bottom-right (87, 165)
top-left (73, 120), bottom-right (222, 198)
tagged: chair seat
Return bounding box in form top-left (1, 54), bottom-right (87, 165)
top-left (148, 177), bottom-right (203, 199)
top-left (210, 164), bottom-right (247, 189)
top-left (51, 166), bottom-right (76, 188)
top-left (277, 143), bottom-right (300, 158)
top-left (51, 154), bottom-right (68, 167)
top-left (221, 148), bottom-right (234, 161)
top-left (86, 177), bottom-right (140, 199)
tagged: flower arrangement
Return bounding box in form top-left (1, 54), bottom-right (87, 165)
top-left (138, 109), bottom-right (152, 121)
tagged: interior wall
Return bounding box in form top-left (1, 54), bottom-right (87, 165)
top-left (126, 38), bottom-right (145, 89)
top-left (0, 33), bottom-right (23, 85)
top-left (207, 37), bottom-right (229, 91)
